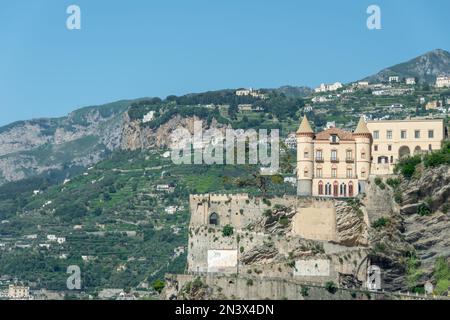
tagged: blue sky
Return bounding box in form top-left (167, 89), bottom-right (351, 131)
top-left (0, 0), bottom-right (449, 126)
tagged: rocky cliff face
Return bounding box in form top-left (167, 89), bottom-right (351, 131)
top-left (0, 102), bottom-right (128, 184)
top-left (366, 166), bottom-right (450, 291)
top-left (120, 114), bottom-right (226, 151)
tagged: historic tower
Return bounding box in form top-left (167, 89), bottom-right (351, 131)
top-left (296, 115), bottom-right (314, 196)
top-left (353, 117), bottom-right (372, 193)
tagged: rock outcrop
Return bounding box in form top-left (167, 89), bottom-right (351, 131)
top-left (366, 166), bottom-right (450, 291)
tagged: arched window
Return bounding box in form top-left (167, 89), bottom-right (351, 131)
top-left (209, 213), bottom-right (219, 226)
top-left (361, 169), bottom-right (366, 178)
top-left (333, 181), bottom-right (339, 197)
top-left (325, 183), bottom-right (332, 195)
top-left (340, 183), bottom-right (347, 197)
top-left (318, 181), bottom-right (324, 195)
top-left (414, 146), bottom-right (422, 155)
top-left (304, 167), bottom-right (309, 177)
top-left (349, 182), bottom-right (354, 197)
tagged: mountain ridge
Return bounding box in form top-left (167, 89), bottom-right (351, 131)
top-left (362, 49), bottom-right (450, 84)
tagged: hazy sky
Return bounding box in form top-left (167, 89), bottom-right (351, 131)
top-left (0, 0), bottom-right (449, 126)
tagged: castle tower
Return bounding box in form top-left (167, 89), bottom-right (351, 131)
top-left (296, 115), bottom-right (314, 196)
top-left (353, 117), bottom-right (372, 193)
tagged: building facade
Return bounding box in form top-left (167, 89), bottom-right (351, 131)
top-left (8, 285), bottom-right (30, 299)
top-left (436, 76), bottom-right (450, 88)
top-left (296, 116), bottom-right (371, 198)
top-left (297, 116), bottom-right (446, 197)
top-left (367, 119), bottom-right (445, 175)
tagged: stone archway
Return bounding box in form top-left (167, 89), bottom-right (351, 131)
top-left (209, 213), bottom-right (219, 226)
top-left (414, 146), bottom-right (422, 155)
top-left (399, 146), bottom-right (411, 159)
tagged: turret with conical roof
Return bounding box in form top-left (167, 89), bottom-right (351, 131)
top-left (297, 115), bottom-right (314, 136)
top-left (296, 115), bottom-right (314, 196)
top-left (353, 116), bottom-right (372, 192)
top-left (354, 116), bottom-right (371, 136)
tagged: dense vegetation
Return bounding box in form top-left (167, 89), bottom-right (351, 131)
top-left (395, 141), bottom-right (450, 178)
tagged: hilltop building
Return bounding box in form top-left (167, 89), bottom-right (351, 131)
top-left (436, 76), bottom-right (450, 88)
top-left (235, 88), bottom-right (267, 99)
top-left (314, 82), bottom-right (343, 93)
top-left (296, 116), bottom-right (371, 197)
top-left (389, 76), bottom-right (400, 83)
top-left (296, 116), bottom-right (446, 196)
top-left (366, 118), bottom-right (445, 175)
top-left (405, 78), bottom-right (416, 85)
top-left (8, 285), bottom-right (30, 300)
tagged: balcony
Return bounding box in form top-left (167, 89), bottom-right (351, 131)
top-left (330, 158), bottom-right (340, 163)
top-left (314, 175), bottom-right (359, 179)
top-left (345, 158), bottom-right (354, 163)
top-left (315, 157), bottom-right (324, 163)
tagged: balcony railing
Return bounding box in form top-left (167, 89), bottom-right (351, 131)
top-left (330, 158), bottom-right (339, 163)
top-left (314, 175), bottom-right (359, 179)
top-left (315, 157), bottom-right (324, 163)
top-left (345, 158), bottom-right (354, 163)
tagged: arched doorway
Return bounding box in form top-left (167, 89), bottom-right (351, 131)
top-left (349, 182), bottom-right (354, 197)
top-left (318, 181), bottom-right (324, 195)
top-left (333, 181), bottom-right (339, 197)
top-left (325, 183), bottom-right (332, 196)
top-left (340, 183), bottom-right (347, 197)
top-left (209, 213), bottom-right (219, 226)
top-left (399, 146), bottom-right (411, 159)
top-left (414, 146), bottom-right (422, 155)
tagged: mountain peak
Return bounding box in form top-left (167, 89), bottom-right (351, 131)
top-left (363, 49), bottom-right (450, 84)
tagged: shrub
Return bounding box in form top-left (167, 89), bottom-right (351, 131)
top-left (246, 279), bottom-right (254, 286)
top-left (325, 281), bottom-right (337, 294)
top-left (372, 217), bottom-right (390, 229)
top-left (417, 203), bottom-right (431, 216)
top-left (222, 224), bottom-right (234, 237)
top-left (263, 209), bottom-right (273, 217)
top-left (386, 178), bottom-right (400, 188)
top-left (240, 246), bottom-right (244, 253)
top-left (424, 143), bottom-right (450, 168)
top-left (279, 216), bottom-right (289, 226)
top-left (433, 257), bottom-right (450, 296)
top-left (300, 286), bottom-right (309, 297)
top-left (374, 177), bottom-right (382, 186)
top-left (394, 190), bottom-right (403, 204)
top-left (192, 277), bottom-right (204, 291)
top-left (152, 280), bottom-right (165, 293)
top-left (406, 254), bottom-right (423, 290)
top-left (374, 177), bottom-right (385, 190)
top-left (395, 155), bottom-right (421, 179)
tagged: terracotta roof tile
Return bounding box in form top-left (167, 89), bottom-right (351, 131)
top-left (314, 127), bottom-right (355, 141)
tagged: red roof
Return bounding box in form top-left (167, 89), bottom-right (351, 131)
top-left (314, 128), bottom-right (355, 141)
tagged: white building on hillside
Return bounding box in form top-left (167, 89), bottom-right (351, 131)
top-left (436, 76), bottom-right (450, 88)
top-left (405, 78), bottom-right (416, 85)
top-left (314, 82), bottom-right (343, 93)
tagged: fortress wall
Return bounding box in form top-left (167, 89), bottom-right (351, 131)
top-left (187, 194), bottom-right (367, 283)
top-left (292, 207), bottom-right (337, 242)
